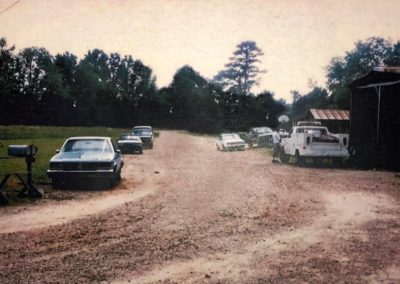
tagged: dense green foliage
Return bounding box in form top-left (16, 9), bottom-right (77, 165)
top-left (2, 36), bottom-right (399, 132)
top-left (0, 38), bottom-right (284, 133)
top-left (290, 37), bottom-right (400, 118)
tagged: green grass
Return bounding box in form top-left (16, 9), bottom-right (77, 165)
top-left (0, 125), bottom-right (129, 182)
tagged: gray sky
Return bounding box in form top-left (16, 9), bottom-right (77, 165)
top-left (1, 0), bottom-right (400, 101)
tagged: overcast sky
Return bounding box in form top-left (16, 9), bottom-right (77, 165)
top-left (1, 0), bottom-right (400, 101)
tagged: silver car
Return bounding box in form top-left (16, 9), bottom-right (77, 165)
top-left (47, 137), bottom-right (124, 188)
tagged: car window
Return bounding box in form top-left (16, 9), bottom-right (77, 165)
top-left (120, 135), bottom-right (138, 140)
top-left (133, 129), bottom-right (151, 136)
top-left (255, 127), bottom-right (273, 134)
top-left (63, 139), bottom-right (113, 153)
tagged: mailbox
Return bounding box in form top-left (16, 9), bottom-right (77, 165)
top-left (8, 145), bottom-right (38, 157)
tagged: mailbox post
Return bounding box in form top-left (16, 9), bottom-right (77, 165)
top-left (0, 145), bottom-right (43, 205)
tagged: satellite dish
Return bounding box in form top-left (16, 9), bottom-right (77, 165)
top-left (278, 115), bottom-right (289, 123)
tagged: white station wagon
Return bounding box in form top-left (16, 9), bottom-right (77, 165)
top-left (216, 133), bottom-right (246, 151)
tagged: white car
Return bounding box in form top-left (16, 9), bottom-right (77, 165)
top-left (216, 133), bottom-right (246, 151)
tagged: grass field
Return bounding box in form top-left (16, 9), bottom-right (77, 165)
top-left (0, 125), bottom-right (129, 182)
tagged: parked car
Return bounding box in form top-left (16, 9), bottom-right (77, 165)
top-left (132, 125), bottom-right (153, 133)
top-left (117, 133), bottom-right (143, 154)
top-left (133, 125), bottom-right (160, 138)
top-left (132, 127), bottom-right (154, 149)
top-left (216, 133), bottom-right (246, 151)
top-left (47, 137), bottom-right (124, 188)
top-left (243, 127), bottom-right (273, 147)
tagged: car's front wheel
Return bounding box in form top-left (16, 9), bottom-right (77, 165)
top-left (280, 151), bottom-right (289, 163)
top-left (295, 150), bottom-right (305, 166)
top-left (108, 169), bottom-right (121, 187)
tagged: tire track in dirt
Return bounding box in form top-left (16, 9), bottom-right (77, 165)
top-left (1, 131), bottom-right (399, 283)
top-left (118, 190), bottom-right (398, 283)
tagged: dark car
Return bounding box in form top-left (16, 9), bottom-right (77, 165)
top-left (47, 136), bottom-right (124, 188)
top-left (132, 127), bottom-right (154, 149)
top-left (244, 127), bottom-right (273, 147)
top-left (117, 134), bottom-right (143, 154)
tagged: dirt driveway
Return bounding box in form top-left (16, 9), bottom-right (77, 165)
top-left (0, 131), bottom-right (399, 283)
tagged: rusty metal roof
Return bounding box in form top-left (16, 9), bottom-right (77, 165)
top-left (309, 109), bottom-right (350, 121)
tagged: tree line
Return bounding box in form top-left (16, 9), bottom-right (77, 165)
top-left (290, 37), bottom-right (400, 118)
top-left (1, 37), bottom-right (399, 133)
top-left (0, 39), bottom-right (284, 133)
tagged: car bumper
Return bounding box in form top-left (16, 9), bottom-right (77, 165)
top-left (300, 150), bottom-right (349, 158)
top-left (118, 144), bottom-right (143, 153)
top-left (224, 145), bottom-right (245, 151)
top-left (47, 169), bottom-right (115, 179)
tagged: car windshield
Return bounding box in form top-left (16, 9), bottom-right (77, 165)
top-left (221, 134), bottom-right (240, 140)
top-left (133, 129), bottom-right (151, 136)
top-left (254, 127), bottom-right (272, 134)
top-left (62, 139), bottom-right (112, 153)
top-left (120, 135), bottom-right (139, 140)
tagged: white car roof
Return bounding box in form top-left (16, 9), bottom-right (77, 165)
top-left (221, 133), bottom-right (241, 138)
top-left (133, 126), bottom-right (152, 129)
top-left (66, 136), bottom-right (111, 140)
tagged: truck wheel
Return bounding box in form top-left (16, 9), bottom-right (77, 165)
top-left (295, 150), bottom-right (305, 166)
top-left (280, 151), bottom-right (289, 163)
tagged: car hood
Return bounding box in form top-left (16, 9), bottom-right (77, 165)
top-left (50, 151), bottom-right (115, 162)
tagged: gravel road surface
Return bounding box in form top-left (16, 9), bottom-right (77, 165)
top-left (0, 131), bottom-right (399, 283)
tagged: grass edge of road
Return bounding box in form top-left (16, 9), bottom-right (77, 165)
top-left (0, 125), bottom-right (130, 183)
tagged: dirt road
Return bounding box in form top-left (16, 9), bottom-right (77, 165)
top-left (0, 131), bottom-right (399, 283)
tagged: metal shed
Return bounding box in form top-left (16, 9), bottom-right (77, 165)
top-left (306, 109), bottom-right (350, 133)
top-left (349, 67), bottom-right (400, 170)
